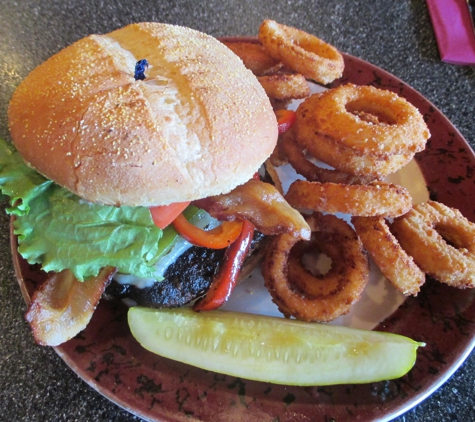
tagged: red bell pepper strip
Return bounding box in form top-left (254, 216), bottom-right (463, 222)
top-left (172, 213), bottom-right (243, 249)
top-left (193, 220), bottom-right (255, 311)
top-left (275, 109), bottom-right (296, 134)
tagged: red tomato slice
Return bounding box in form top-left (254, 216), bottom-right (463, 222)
top-left (149, 201), bottom-right (191, 229)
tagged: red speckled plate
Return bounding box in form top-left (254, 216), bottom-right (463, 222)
top-left (11, 39), bottom-right (475, 421)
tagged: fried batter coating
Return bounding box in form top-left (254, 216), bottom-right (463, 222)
top-left (392, 201), bottom-right (475, 288)
top-left (352, 216), bottom-right (425, 296)
top-left (263, 213), bottom-right (369, 322)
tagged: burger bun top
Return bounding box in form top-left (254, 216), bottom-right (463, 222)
top-left (8, 22), bottom-right (278, 206)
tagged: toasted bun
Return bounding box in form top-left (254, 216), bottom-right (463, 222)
top-left (8, 23), bottom-right (277, 206)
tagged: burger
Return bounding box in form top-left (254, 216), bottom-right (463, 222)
top-left (3, 23), bottom-right (309, 346)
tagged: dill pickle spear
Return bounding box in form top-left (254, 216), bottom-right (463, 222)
top-left (128, 307), bottom-right (423, 386)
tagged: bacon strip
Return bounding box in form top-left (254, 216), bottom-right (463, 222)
top-left (193, 179), bottom-right (310, 240)
top-left (25, 267), bottom-right (117, 346)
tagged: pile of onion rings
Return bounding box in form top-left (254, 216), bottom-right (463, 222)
top-left (225, 20), bottom-right (475, 322)
top-left (223, 20), bottom-right (344, 104)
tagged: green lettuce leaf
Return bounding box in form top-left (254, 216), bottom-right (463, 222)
top-left (1, 138), bottom-right (163, 281)
top-left (13, 185), bottom-right (163, 281)
top-left (0, 139), bottom-right (53, 215)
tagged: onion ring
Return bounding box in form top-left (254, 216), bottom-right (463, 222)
top-left (295, 93), bottom-right (416, 178)
top-left (391, 201), bottom-right (475, 288)
top-left (296, 126), bottom-right (414, 177)
top-left (258, 73), bottom-right (310, 101)
top-left (262, 212), bottom-right (369, 322)
top-left (281, 127), bottom-right (378, 184)
top-left (285, 180), bottom-right (413, 218)
top-left (258, 20), bottom-right (344, 85)
top-left (296, 84), bottom-right (430, 156)
top-left (352, 216), bottom-right (425, 296)
top-left (222, 41), bottom-right (282, 76)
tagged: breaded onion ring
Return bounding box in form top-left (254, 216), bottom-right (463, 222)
top-left (257, 73), bottom-right (310, 101)
top-left (285, 180), bottom-right (413, 218)
top-left (258, 20), bottom-right (344, 85)
top-left (392, 201), bottom-right (475, 288)
top-left (297, 125), bottom-right (414, 177)
top-left (295, 93), bottom-right (417, 179)
top-left (222, 41), bottom-right (282, 76)
top-left (281, 127), bottom-right (378, 185)
top-left (298, 84), bottom-right (430, 156)
top-left (262, 213), bottom-right (369, 322)
top-left (352, 216), bottom-right (425, 296)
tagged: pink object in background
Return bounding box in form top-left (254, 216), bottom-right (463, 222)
top-left (426, 0), bottom-right (475, 65)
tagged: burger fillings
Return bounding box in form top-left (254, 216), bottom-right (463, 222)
top-left (1, 22), bottom-right (310, 345)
